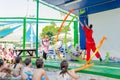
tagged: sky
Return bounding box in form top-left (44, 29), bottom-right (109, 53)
top-left (0, 0), bottom-right (74, 42)
top-left (0, 0), bottom-right (29, 17)
top-left (0, 0), bottom-right (73, 19)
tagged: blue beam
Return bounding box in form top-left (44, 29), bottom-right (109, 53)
top-left (87, 0), bottom-right (120, 14)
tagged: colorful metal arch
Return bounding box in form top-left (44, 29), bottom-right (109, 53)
top-left (55, 8), bottom-right (75, 60)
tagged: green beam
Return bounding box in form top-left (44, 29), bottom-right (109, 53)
top-left (0, 17), bottom-right (74, 22)
top-left (23, 18), bottom-right (26, 56)
top-left (74, 21), bottom-right (78, 47)
top-left (0, 17), bottom-right (24, 19)
top-left (28, 18), bottom-right (75, 22)
top-left (0, 20), bottom-right (65, 25)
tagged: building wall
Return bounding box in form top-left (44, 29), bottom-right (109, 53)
top-left (88, 8), bottom-right (120, 59)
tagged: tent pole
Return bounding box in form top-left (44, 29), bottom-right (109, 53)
top-left (36, 0), bottom-right (39, 58)
top-left (23, 18), bottom-right (26, 56)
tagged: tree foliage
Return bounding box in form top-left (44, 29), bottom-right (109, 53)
top-left (40, 25), bottom-right (58, 38)
top-left (40, 22), bottom-right (72, 44)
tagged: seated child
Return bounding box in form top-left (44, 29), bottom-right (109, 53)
top-left (0, 59), bottom-right (11, 78)
top-left (21, 58), bottom-right (33, 80)
top-left (57, 60), bottom-right (79, 80)
top-left (11, 56), bottom-right (23, 79)
top-left (32, 58), bottom-right (49, 80)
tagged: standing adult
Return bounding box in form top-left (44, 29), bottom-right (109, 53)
top-left (42, 34), bottom-right (50, 60)
top-left (79, 20), bottom-right (102, 61)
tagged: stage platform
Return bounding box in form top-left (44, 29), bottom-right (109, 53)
top-left (44, 60), bottom-right (120, 79)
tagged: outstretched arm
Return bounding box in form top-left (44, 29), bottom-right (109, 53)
top-left (43, 71), bottom-right (49, 80)
top-left (84, 20), bottom-right (89, 28)
top-left (68, 70), bottom-right (79, 79)
top-left (78, 20), bottom-right (84, 27)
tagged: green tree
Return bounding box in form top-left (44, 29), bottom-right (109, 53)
top-left (40, 25), bottom-right (58, 38)
top-left (40, 22), bottom-right (72, 44)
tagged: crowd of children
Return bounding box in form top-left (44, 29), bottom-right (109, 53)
top-left (0, 34), bottom-right (80, 80)
top-left (0, 44), bottom-right (16, 64)
top-left (0, 56), bottom-right (79, 80)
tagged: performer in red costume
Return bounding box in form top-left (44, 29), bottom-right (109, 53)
top-left (79, 20), bottom-right (102, 61)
